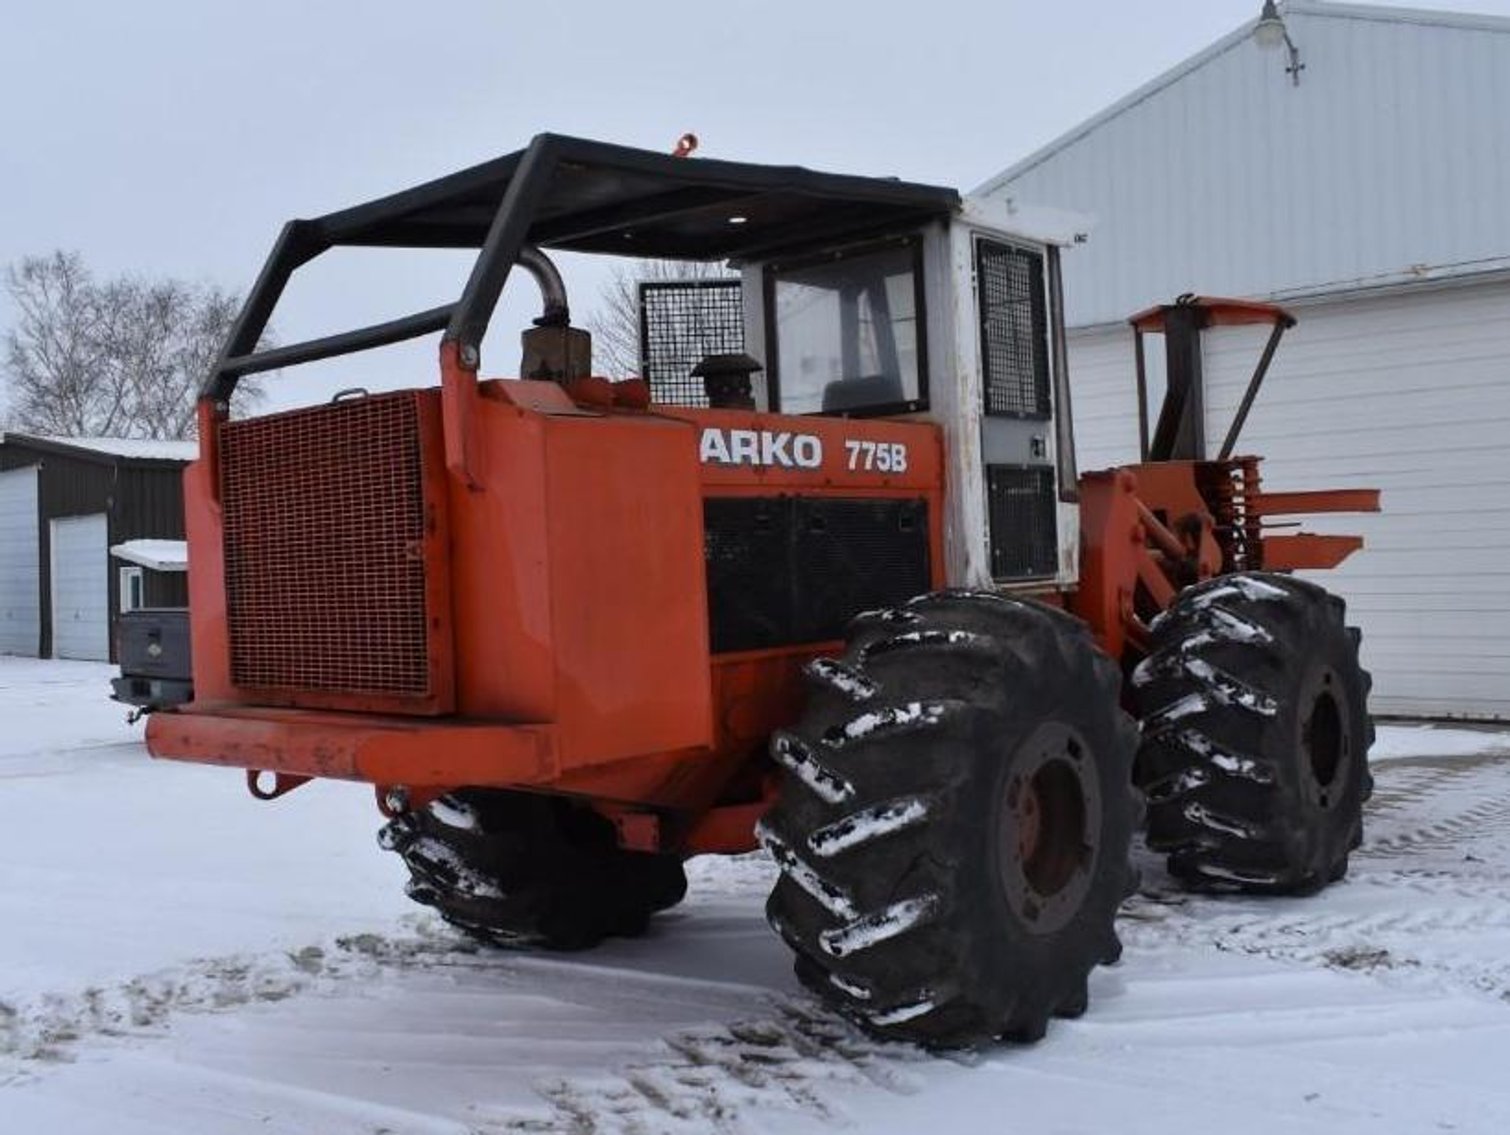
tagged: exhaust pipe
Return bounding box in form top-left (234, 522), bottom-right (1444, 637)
top-left (517, 245), bottom-right (570, 327)
top-left (517, 245), bottom-right (591, 381)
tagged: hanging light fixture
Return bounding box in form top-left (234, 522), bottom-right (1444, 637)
top-left (1253, 0), bottom-right (1305, 86)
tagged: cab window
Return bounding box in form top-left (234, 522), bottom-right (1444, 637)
top-left (766, 237), bottom-right (927, 416)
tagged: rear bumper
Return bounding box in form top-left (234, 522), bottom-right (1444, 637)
top-left (146, 702), bottom-right (556, 786)
top-left (112, 675), bottom-right (193, 711)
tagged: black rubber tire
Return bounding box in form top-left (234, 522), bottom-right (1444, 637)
top-left (378, 790), bottom-right (687, 950)
top-left (1133, 572), bottom-right (1374, 894)
top-left (760, 590), bottom-right (1140, 1048)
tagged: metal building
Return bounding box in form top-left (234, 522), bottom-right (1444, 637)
top-left (978, 1), bottom-right (1510, 719)
top-left (0, 435), bottom-right (192, 661)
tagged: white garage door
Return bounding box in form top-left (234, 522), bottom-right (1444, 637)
top-left (1066, 278), bottom-right (1510, 719)
top-left (0, 467), bottom-right (41, 656)
top-left (50, 513), bottom-right (109, 661)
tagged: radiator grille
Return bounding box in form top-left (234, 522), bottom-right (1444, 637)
top-left (977, 240), bottom-right (1050, 419)
top-left (221, 393), bottom-right (434, 700)
top-left (986, 465), bottom-right (1059, 580)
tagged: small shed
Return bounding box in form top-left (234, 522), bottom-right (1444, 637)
top-left (0, 434), bottom-right (194, 662)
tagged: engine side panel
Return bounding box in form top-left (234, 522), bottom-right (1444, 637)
top-left (152, 386), bottom-right (944, 804)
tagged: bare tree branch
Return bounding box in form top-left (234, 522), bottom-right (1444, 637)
top-left (588, 259), bottom-right (737, 378)
top-left (2, 252), bottom-right (265, 440)
top-left (3, 252), bottom-right (105, 436)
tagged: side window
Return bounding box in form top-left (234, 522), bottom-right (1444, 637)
top-left (976, 239), bottom-right (1050, 419)
top-left (120, 566), bottom-right (145, 613)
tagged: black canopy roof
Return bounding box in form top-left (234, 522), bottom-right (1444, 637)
top-left (206, 135), bottom-right (960, 398)
top-left (309, 134), bottom-right (960, 261)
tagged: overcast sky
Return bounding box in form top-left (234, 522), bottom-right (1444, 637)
top-left (4, 0), bottom-right (1509, 412)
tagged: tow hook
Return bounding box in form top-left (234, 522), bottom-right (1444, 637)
top-left (246, 769), bottom-right (312, 801)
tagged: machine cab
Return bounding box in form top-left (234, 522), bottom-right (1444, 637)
top-left (643, 203), bottom-right (1085, 592)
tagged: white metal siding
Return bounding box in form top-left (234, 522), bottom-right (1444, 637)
top-left (0, 466), bottom-right (40, 656)
top-left (50, 513), bottom-right (109, 662)
top-left (982, 4), bottom-right (1510, 328)
top-left (1064, 324), bottom-right (1144, 475)
top-left (1067, 277), bottom-right (1510, 719)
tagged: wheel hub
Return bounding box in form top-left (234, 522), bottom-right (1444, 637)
top-left (999, 723), bottom-right (1102, 935)
top-left (1300, 667), bottom-right (1352, 811)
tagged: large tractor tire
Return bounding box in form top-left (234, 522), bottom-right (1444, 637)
top-left (1133, 572), bottom-right (1373, 893)
top-left (760, 591), bottom-right (1140, 1048)
top-left (379, 790), bottom-right (687, 950)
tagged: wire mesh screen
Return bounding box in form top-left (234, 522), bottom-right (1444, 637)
top-left (221, 392), bottom-right (434, 699)
top-left (977, 240), bottom-right (1050, 419)
top-left (639, 279), bottom-right (745, 407)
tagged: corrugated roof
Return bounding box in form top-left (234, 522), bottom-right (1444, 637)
top-left (110, 539), bottom-right (188, 571)
top-left (3, 434), bottom-right (198, 463)
top-left (979, 2), bottom-right (1510, 196)
top-left (976, 1), bottom-right (1510, 327)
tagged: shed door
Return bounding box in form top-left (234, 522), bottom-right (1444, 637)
top-left (0, 466), bottom-right (41, 656)
top-left (50, 513), bottom-right (109, 661)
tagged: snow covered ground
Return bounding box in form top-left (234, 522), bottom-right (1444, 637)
top-left (4, 657), bottom-right (1510, 1133)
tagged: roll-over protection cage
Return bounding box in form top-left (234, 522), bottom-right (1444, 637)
top-left (200, 134), bottom-right (961, 484)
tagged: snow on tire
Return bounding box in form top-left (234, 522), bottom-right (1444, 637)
top-left (380, 789), bottom-right (687, 950)
top-left (1133, 571), bottom-right (1374, 894)
top-left (762, 590), bottom-right (1140, 1048)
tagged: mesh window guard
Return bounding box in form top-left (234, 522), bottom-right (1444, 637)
top-left (977, 240), bottom-right (1051, 419)
top-left (639, 279), bottom-right (745, 407)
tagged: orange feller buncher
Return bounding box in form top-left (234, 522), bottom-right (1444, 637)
top-left (147, 134), bottom-right (1378, 1046)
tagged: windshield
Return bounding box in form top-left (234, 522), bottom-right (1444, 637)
top-left (768, 239), bottom-right (926, 415)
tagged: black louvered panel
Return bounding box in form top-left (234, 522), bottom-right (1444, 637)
top-left (704, 497), bottom-right (930, 652)
top-left (986, 465), bottom-right (1058, 580)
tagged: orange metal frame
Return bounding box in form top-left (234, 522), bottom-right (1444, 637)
top-left (150, 297), bottom-right (1377, 859)
top-left (1084, 296), bottom-right (1380, 656)
top-left (1069, 458), bottom-right (1377, 658)
top-left (149, 369), bottom-right (945, 854)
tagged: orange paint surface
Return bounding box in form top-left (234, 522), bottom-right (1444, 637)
top-left (149, 378), bottom-right (943, 851)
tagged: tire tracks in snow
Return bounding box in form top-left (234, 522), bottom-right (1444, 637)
top-left (1, 922), bottom-right (943, 1133)
top-left (1362, 756), bottom-right (1510, 859)
top-left (0, 924), bottom-right (466, 1065)
top-left (480, 1000), bottom-right (938, 1135)
top-left (475, 748), bottom-right (1510, 1132)
top-left (9, 745), bottom-right (1510, 1130)
top-left (1125, 749), bottom-right (1510, 1007)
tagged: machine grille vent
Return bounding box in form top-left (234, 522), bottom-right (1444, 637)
top-left (639, 278), bottom-right (744, 407)
top-left (704, 497), bottom-right (930, 653)
top-left (220, 393), bottom-right (433, 699)
top-left (977, 240), bottom-right (1050, 419)
top-left (986, 464), bottom-right (1058, 580)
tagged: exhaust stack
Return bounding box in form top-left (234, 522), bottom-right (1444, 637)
top-left (518, 245), bottom-right (591, 382)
